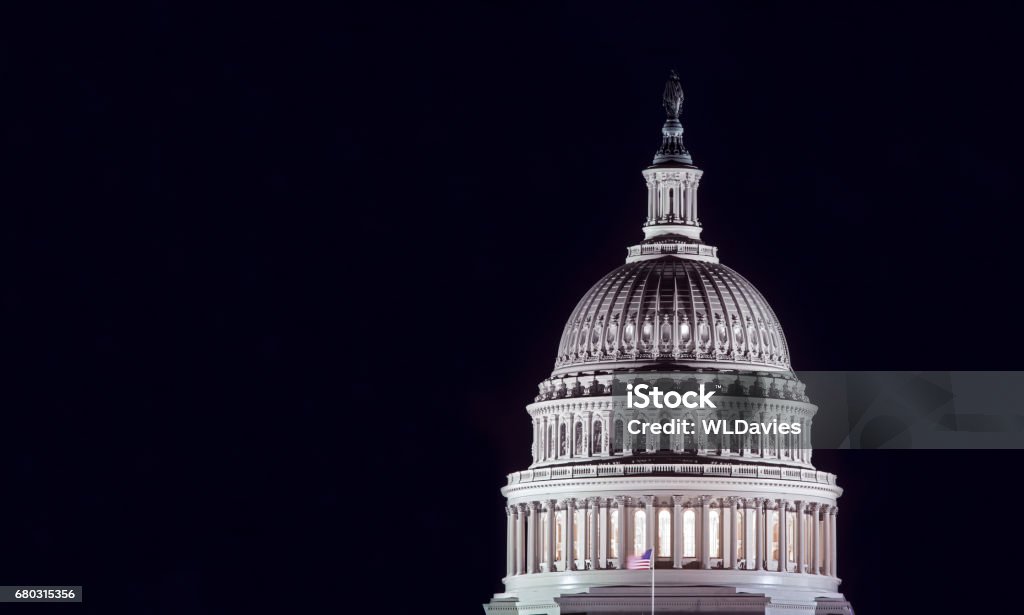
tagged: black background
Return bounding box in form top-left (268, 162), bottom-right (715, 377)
top-left (5, 1), bottom-right (1024, 613)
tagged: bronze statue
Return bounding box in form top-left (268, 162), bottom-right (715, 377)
top-left (663, 69), bottom-right (684, 118)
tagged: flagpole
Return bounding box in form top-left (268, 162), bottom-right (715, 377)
top-left (650, 554), bottom-right (655, 615)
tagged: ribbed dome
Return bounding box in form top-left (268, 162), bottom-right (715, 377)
top-left (555, 256), bottom-right (789, 374)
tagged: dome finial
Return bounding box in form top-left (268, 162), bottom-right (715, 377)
top-left (652, 70), bottom-right (693, 166)
top-left (663, 70), bottom-right (684, 119)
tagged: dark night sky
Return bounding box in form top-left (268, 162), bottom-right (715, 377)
top-left (4, 1), bottom-right (1024, 613)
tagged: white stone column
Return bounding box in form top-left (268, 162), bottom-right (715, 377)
top-left (743, 498), bottom-right (755, 569)
top-left (700, 496), bottom-right (711, 569)
top-left (527, 502), bottom-right (539, 574)
top-left (727, 497), bottom-right (738, 569)
top-left (823, 505), bottom-right (832, 577)
top-left (506, 505), bottom-right (515, 577)
top-left (644, 496), bottom-right (656, 557)
top-left (563, 498), bottom-right (576, 571)
top-left (568, 416), bottom-right (576, 459)
top-left (758, 411), bottom-right (765, 457)
top-left (830, 505), bottom-right (839, 578)
top-left (553, 415), bottom-right (561, 459)
top-left (515, 504), bottom-right (526, 575)
top-left (795, 501), bottom-right (805, 574)
top-left (540, 417), bottom-right (547, 461)
top-left (672, 495), bottom-right (684, 568)
top-left (531, 419), bottom-right (539, 463)
top-left (617, 496), bottom-right (630, 567)
top-left (589, 497), bottom-right (601, 569)
top-left (809, 503), bottom-right (820, 575)
top-left (583, 410), bottom-right (592, 457)
top-left (777, 499), bottom-right (788, 572)
top-left (545, 500), bottom-right (556, 572)
top-left (754, 498), bottom-right (765, 570)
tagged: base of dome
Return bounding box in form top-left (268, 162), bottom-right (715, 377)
top-left (485, 581), bottom-right (852, 614)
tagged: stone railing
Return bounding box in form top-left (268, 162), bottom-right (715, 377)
top-left (508, 463), bottom-right (836, 487)
top-left (626, 243), bottom-right (718, 258)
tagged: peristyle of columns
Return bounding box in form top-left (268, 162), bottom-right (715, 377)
top-left (504, 495), bottom-right (839, 579)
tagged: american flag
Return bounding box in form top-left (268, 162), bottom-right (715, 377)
top-left (626, 548), bottom-right (653, 570)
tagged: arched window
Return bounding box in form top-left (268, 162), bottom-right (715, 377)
top-left (707, 428), bottom-right (722, 455)
top-left (547, 426), bottom-right (554, 458)
top-left (592, 420), bottom-right (603, 454)
top-left (657, 509), bottom-right (671, 557)
top-left (632, 428), bottom-right (645, 453)
top-left (614, 419), bottom-right (624, 453)
top-left (659, 421), bottom-right (671, 451)
top-left (609, 508), bottom-right (619, 559)
top-left (736, 509), bottom-right (745, 560)
top-left (682, 509), bottom-right (696, 557)
top-left (633, 509), bottom-right (647, 556)
top-left (574, 422), bottom-right (583, 455)
top-left (709, 509), bottom-right (721, 558)
top-left (559, 424), bottom-right (567, 456)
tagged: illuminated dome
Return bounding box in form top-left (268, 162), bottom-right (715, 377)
top-left (555, 257), bottom-right (790, 375)
top-left (483, 72), bottom-right (853, 615)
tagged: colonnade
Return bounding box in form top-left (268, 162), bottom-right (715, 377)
top-left (505, 496), bottom-right (838, 578)
top-left (533, 413), bottom-right (812, 465)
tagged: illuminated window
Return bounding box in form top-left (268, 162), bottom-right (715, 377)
top-left (787, 511), bottom-right (795, 562)
top-left (609, 509), bottom-right (619, 559)
top-left (683, 509), bottom-right (696, 557)
top-left (605, 323), bottom-right (617, 346)
top-left (771, 510), bottom-right (779, 561)
top-left (634, 509), bottom-right (647, 556)
top-left (736, 509), bottom-right (745, 560)
top-left (698, 322), bottom-right (711, 345)
top-left (657, 509), bottom-right (671, 557)
top-left (709, 509), bottom-right (721, 557)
